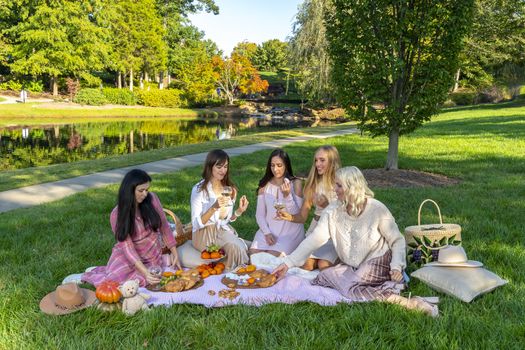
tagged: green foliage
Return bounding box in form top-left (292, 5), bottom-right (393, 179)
top-left (73, 88), bottom-right (107, 106)
top-left (26, 80), bottom-right (44, 93)
top-left (326, 0), bottom-right (475, 169)
top-left (8, 0), bottom-right (109, 90)
top-left (252, 39), bottom-right (289, 72)
top-left (232, 41), bottom-right (258, 63)
top-left (450, 90), bottom-right (477, 105)
top-left (135, 88), bottom-right (186, 108)
top-left (0, 79), bottom-right (22, 91)
top-left (102, 88), bottom-right (137, 105)
top-left (289, 0), bottom-right (334, 104)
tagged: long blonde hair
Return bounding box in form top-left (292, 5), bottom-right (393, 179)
top-left (304, 145), bottom-right (341, 204)
top-left (336, 166), bottom-right (374, 217)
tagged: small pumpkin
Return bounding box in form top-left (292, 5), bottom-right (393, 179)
top-left (96, 280), bottom-right (122, 304)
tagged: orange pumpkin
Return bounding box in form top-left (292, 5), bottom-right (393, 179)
top-left (96, 280), bottom-right (122, 304)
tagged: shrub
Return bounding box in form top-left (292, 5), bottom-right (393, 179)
top-left (26, 80), bottom-right (44, 93)
top-left (73, 88), bottom-right (107, 105)
top-left (449, 89), bottom-right (477, 105)
top-left (478, 85), bottom-right (510, 103)
top-left (0, 80), bottom-right (23, 91)
top-left (441, 99), bottom-right (456, 108)
top-left (102, 88), bottom-right (137, 105)
top-left (135, 89), bottom-right (186, 108)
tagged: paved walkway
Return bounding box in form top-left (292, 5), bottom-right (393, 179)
top-left (0, 128), bottom-right (357, 213)
top-left (0, 94), bottom-right (54, 104)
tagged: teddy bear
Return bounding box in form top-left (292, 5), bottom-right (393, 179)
top-left (118, 279), bottom-right (151, 316)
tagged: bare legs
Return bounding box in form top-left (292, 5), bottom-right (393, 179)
top-left (301, 258), bottom-right (334, 271)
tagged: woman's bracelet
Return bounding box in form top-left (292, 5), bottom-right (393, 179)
top-left (234, 209), bottom-right (243, 217)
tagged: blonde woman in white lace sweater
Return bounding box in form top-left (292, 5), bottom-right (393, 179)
top-left (273, 166), bottom-right (438, 317)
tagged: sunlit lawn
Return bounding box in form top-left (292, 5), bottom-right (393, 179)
top-left (0, 103), bottom-right (524, 348)
top-left (0, 102), bottom-right (208, 124)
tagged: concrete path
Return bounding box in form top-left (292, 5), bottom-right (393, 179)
top-left (0, 128), bottom-right (357, 213)
top-left (0, 94), bottom-right (55, 104)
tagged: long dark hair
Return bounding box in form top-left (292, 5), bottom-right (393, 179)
top-left (257, 148), bottom-right (295, 192)
top-left (115, 169), bottom-right (160, 242)
top-left (199, 149), bottom-right (236, 196)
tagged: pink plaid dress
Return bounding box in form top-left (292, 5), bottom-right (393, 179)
top-left (82, 192), bottom-right (176, 287)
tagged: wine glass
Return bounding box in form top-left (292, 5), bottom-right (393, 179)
top-left (274, 200), bottom-right (285, 219)
top-left (221, 186), bottom-right (233, 207)
top-left (148, 265), bottom-right (163, 291)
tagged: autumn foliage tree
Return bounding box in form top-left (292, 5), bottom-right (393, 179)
top-left (212, 53), bottom-right (268, 105)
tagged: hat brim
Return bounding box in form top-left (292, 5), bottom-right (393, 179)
top-left (40, 288), bottom-right (96, 315)
top-left (425, 260), bottom-right (483, 268)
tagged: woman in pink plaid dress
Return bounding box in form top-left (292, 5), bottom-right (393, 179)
top-left (83, 169), bottom-right (181, 287)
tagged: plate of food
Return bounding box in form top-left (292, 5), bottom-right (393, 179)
top-left (200, 244), bottom-right (226, 262)
top-left (221, 264), bottom-right (277, 289)
top-left (146, 269), bottom-right (204, 293)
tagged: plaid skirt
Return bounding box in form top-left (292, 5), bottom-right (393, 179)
top-left (312, 250), bottom-right (404, 301)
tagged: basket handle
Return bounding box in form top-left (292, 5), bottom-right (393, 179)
top-left (163, 208), bottom-right (184, 237)
top-left (417, 199), bottom-right (443, 226)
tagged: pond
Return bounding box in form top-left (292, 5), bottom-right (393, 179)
top-left (0, 115), bottom-right (339, 170)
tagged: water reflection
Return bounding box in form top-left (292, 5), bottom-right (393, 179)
top-left (0, 116), bottom-right (336, 170)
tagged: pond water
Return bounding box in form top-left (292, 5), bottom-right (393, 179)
top-left (0, 115), bottom-right (338, 170)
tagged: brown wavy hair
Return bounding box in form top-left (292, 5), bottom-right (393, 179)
top-left (199, 149), bottom-right (236, 197)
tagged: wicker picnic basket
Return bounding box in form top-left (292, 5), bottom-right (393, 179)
top-left (162, 208), bottom-right (193, 253)
top-left (404, 199), bottom-right (461, 249)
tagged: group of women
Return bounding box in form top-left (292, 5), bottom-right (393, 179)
top-left (82, 146), bottom-right (438, 317)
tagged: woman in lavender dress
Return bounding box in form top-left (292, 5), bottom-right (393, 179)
top-left (249, 149), bottom-right (304, 257)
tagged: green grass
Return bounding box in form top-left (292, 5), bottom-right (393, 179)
top-left (0, 123), bottom-right (354, 192)
top-left (0, 97), bottom-right (6, 103)
top-left (1, 103), bottom-right (524, 348)
top-left (0, 102), bottom-right (212, 125)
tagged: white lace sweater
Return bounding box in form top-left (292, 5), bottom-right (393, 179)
top-left (283, 198), bottom-right (406, 272)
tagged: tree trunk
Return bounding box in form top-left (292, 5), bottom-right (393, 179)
top-left (385, 128), bottom-right (399, 170)
top-left (117, 72), bottom-right (122, 89)
top-left (167, 70), bottom-right (171, 86)
top-left (51, 76), bottom-right (58, 96)
top-left (453, 68), bottom-right (461, 92)
top-left (159, 71), bottom-right (164, 90)
top-left (139, 75), bottom-right (144, 89)
top-left (129, 69), bottom-right (134, 91)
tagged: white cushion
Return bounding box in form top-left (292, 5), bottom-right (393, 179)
top-left (176, 240), bottom-right (206, 268)
top-left (411, 266), bottom-right (507, 303)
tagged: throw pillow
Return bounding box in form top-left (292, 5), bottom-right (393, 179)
top-left (411, 266), bottom-right (507, 303)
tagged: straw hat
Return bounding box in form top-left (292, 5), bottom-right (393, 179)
top-left (425, 245), bottom-right (483, 268)
top-left (40, 283), bottom-right (96, 315)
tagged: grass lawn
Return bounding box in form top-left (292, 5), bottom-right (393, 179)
top-left (1, 103), bottom-right (524, 348)
top-left (0, 97), bottom-right (6, 103)
top-left (0, 102), bottom-right (211, 125)
top-left (0, 123), bottom-right (354, 192)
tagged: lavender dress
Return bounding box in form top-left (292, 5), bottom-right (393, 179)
top-left (250, 182), bottom-right (305, 255)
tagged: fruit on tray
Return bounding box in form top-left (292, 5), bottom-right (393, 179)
top-left (201, 244), bottom-right (226, 260)
top-left (197, 262), bottom-right (225, 278)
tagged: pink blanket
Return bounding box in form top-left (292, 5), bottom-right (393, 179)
top-left (143, 274), bottom-right (357, 308)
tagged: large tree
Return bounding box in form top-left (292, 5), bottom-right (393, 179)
top-left (8, 0), bottom-right (109, 95)
top-left (326, 0), bottom-right (474, 170)
top-left (252, 39), bottom-right (289, 72)
top-left (289, 0), bottom-right (334, 105)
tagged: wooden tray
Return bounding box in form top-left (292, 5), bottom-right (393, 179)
top-left (146, 279), bottom-right (204, 293)
top-left (221, 269), bottom-right (276, 289)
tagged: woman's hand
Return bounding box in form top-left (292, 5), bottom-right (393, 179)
top-left (314, 193), bottom-right (329, 208)
top-left (272, 263), bottom-right (289, 282)
top-left (280, 178), bottom-right (291, 198)
top-left (389, 269), bottom-right (403, 283)
top-left (265, 233), bottom-right (277, 246)
top-left (214, 196), bottom-right (229, 209)
top-left (237, 195), bottom-right (249, 213)
top-left (276, 209), bottom-right (292, 221)
top-left (169, 247), bottom-right (182, 270)
top-left (144, 271), bottom-right (161, 285)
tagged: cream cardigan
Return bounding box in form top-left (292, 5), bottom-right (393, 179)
top-left (283, 198), bottom-right (406, 272)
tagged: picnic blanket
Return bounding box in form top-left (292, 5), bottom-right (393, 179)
top-left (146, 253), bottom-right (350, 307)
top-left (144, 273), bottom-right (357, 308)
